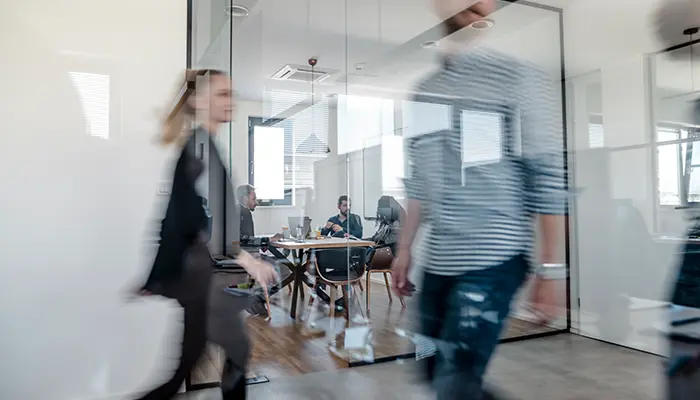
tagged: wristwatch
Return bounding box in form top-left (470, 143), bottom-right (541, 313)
top-left (534, 263), bottom-right (567, 280)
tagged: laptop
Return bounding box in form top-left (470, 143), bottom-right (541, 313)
top-left (287, 216), bottom-right (312, 238)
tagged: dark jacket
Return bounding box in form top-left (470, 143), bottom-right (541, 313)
top-left (238, 204), bottom-right (255, 244)
top-left (321, 213), bottom-right (363, 238)
top-left (143, 136), bottom-right (208, 290)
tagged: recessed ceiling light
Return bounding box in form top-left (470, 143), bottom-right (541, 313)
top-left (469, 19), bottom-right (494, 30)
top-left (226, 5), bottom-right (250, 17)
top-left (420, 40), bottom-right (439, 48)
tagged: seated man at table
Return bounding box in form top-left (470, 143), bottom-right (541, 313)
top-left (316, 195), bottom-right (363, 311)
top-left (236, 184), bottom-right (258, 247)
top-left (235, 184), bottom-right (291, 317)
top-left (321, 195), bottom-right (363, 238)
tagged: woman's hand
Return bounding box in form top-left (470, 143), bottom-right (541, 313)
top-left (124, 285), bottom-right (151, 302)
top-left (236, 251), bottom-right (279, 287)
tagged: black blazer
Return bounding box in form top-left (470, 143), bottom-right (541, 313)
top-left (143, 135), bottom-right (207, 290)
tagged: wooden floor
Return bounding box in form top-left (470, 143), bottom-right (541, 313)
top-left (191, 280), bottom-right (558, 384)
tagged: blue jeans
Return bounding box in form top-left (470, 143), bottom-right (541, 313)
top-left (419, 254), bottom-right (528, 399)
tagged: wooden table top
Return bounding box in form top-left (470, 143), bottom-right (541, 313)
top-left (271, 237), bottom-right (374, 250)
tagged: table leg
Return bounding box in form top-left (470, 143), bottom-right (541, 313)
top-left (289, 249), bottom-right (305, 319)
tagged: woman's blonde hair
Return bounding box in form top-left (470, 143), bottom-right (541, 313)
top-left (160, 68), bottom-right (226, 145)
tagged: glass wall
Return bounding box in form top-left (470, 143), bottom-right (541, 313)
top-left (567, 35), bottom-right (699, 355)
top-left (196, 0), bottom-right (569, 384)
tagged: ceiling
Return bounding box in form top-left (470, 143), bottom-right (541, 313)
top-left (193, 0), bottom-right (567, 106)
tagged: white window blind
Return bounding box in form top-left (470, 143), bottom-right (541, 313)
top-left (69, 72), bottom-right (110, 139)
top-left (588, 123), bottom-right (604, 148)
top-left (657, 127), bottom-right (681, 205)
top-left (261, 91), bottom-right (329, 200)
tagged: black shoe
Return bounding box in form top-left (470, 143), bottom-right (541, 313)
top-left (332, 298), bottom-right (346, 314)
top-left (245, 296), bottom-right (269, 318)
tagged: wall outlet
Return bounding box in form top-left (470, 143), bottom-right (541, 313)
top-left (157, 181), bottom-right (172, 196)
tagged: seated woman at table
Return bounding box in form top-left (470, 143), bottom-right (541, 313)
top-left (366, 195), bottom-right (405, 262)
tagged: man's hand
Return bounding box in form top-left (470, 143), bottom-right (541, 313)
top-left (528, 276), bottom-right (560, 325)
top-left (271, 233), bottom-right (283, 242)
top-left (331, 224), bottom-right (343, 233)
top-left (325, 221), bottom-right (334, 229)
top-left (391, 249), bottom-right (414, 297)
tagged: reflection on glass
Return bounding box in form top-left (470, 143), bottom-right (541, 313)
top-left (460, 109), bottom-right (503, 167)
top-left (381, 135), bottom-right (405, 198)
top-left (68, 72), bottom-right (110, 139)
top-left (402, 100), bottom-right (451, 139)
top-left (658, 143), bottom-right (681, 206)
top-left (589, 120), bottom-right (604, 149)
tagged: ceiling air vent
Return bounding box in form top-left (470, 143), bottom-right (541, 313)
top-left (271, 64), bottom-right (333, 83)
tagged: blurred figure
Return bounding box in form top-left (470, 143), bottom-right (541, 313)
top-left (654, 0), bottom-right (700, 57)
top-left (135, 69), bottom-right (277, 400)
top-left (654, 1), bottom-right (700, 397)
top-left (392, 1), bottom-right (567, 399)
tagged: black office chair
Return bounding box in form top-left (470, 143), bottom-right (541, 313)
top-left (365, 196), bottom-right (405, 311)
top-left (199, 196), bottom-right (246, 274)
top-left (307, 247), bottom-right (367, 325)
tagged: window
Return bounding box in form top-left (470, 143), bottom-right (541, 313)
top-left (337, 94), bottom-right (394, 154)
top-left (460, 110), bottom-right (504, 168)
top-left (588, 123), bottom-right (604, 148)
top-left (249, 92), bottom-right (330, 206)
top-left (381, 135), bottom-right (405, 198)
top-left (655, 125), bottom-right (700, 205)
top-left (588, 114), bottom-right (604, 149)
top-left (252, 125), bottom-right (285, 200)
top-left (68, 72), bottom-right (110, 139)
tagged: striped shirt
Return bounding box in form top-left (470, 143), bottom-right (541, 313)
top-left (404, 48), bottom-right (567, 276)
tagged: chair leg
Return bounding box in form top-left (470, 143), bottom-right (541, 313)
top-left (329, 285), bottom-right (337, 320)
top-left (307, 281), bottom-right (318, 308)
top-left (351, 282), bottom-right (368, 322)
top-left (383, 272), bottom-right (393, 303)
top-left (341, 284), bottom-right (350, 327)
top-left (366, 272), bottom-right (372, 313)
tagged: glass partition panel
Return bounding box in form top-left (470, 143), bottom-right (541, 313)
top-left (208, 0), bottom-right (569, 388)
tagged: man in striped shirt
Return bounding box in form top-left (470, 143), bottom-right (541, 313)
top-left (392, 1), bottom-right (567, 398)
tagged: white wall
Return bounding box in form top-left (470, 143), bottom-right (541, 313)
top-left (0, 1), bottom-right (187, 399)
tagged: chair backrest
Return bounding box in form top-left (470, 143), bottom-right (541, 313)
top-left (314, 247), bottom-right (367, 283)
top-left (376, 195), bottom-right (402, 224)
